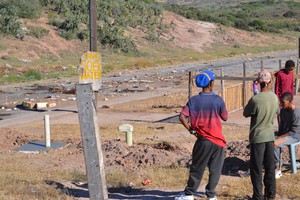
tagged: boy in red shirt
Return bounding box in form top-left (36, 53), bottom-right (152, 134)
top-left (274, 60), bottom-right (295, 100)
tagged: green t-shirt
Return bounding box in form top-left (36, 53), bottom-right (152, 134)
top-left (243, 91), bottom-right (279, 144)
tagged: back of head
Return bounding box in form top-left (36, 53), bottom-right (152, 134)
top-left (280, 92), bottom-right (293, 102)
top-left (258, 70), bottom-right (271, 84)
top-left (195, 70), bottom-right (215, 88)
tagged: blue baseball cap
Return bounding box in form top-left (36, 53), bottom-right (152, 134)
top-left (195, 70), bottom-right (215, 88)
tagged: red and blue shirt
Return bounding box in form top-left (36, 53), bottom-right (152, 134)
top-left (181, 92), bottom-right (228, 147)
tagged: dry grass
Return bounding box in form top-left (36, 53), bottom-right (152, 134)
top-left (218, 176), bottom-right (252, 198)
top-left (111, 92), bottom-right (188, 113)
top-left (5, 120), bottom-right (300, 199)
top-left (0, 153), bottom-right (79, 200)
top-left (223, 124), bottom-right (249, 141)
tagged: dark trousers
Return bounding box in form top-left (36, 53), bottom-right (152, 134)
top-left (250, 142), bottom-right (276, 200)
top-left (184, 137), bottom-right (225, 198)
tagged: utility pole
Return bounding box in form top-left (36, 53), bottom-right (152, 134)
top-left (76, 1), bottom-right (108, 200)
top-left (90, 0), bottom-right (97, 52)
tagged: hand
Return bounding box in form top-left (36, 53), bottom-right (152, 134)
top-left (190, 130), bottom-right (197, 136)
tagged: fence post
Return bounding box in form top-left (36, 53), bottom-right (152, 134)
top-left (260, 60), bottom-right (264, 71)
top-left (296, 60), bottom-right (300, 95)
top-left (188, 71), bottom-right (194, 99)
top-left (221, 67), bottom-right (225, 101)
top-left (279, 59), bottom-right (282, 70)
top-left (297, 38), bottom-right (300, 95)
top-left (243, 63), bottom-right (247, 108)
top-left (298, 37), bottom-right (300, 59)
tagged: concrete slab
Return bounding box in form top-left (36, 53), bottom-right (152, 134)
top-left (15, 141), bottom-right (65, 153)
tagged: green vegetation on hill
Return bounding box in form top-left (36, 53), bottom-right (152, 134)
top-left (163, 0), bottom-right (300, 34)
top-left (0, 0), bottom-right (299, 54)
top-left (0, 0), bottom-right (169, 53)
top-left (0, 0), bottom-right (299, 84)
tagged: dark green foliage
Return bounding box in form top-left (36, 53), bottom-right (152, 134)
top-left (0, 0), bottom-right (43, 39)
top-left (42, 0), bottom-right (166, 53)
top-left (0, 0), bottom-right (42, 19)
top-left (0, 0), bottom-right (167, 53)
top-left (163, 1), bottom-right (300, 34)
top-left (57, 17), bottom-right (80, 40)
top-left (77, 29), bottom-right (89, 41)
top-left (0, 6), bottom-right (24, 39)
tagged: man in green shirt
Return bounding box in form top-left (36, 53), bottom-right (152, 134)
top-left (243, 70), bottom-right (279, 200)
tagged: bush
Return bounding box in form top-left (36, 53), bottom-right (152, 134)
top-left (0, 7), bottom-right (24, 39)
top-left (27, 26), bottom-right (50, 38)
top-left (1, 0), bottom-right (42, 19)
top-left (24, 69), bottom-right (42, 80)
top-left (77, 29), bottom-right (89, 41)
top-left (249, 20), bottom-right (268, 31)
top-left (283, 11), bottom-right (297, 18)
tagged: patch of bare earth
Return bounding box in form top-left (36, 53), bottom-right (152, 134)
top-left (160, 11), bottom-right (217, 52)
top-left (1, 13), bottom-right (86, 62)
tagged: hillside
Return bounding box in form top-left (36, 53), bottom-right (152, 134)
top-left (0, 10), bottom-right (297, 80)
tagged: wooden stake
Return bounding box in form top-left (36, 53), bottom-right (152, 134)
top-left (243, 63), bottom-right (247, 108)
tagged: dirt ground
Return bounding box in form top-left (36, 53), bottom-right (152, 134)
top-left (1, 67), bottom-right (300, 199)
top-left (0, 10), bottom-right (299, 200)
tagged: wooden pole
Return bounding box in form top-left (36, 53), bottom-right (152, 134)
top-left (260, 60), bottom-right (264, 71)
top-left (76, 83), bottom-right (108, 200)
top-left (89, 0), bottom-right (97, 52)
top-left (188, 71), bottom-right (194, 99)
top-left (298, 37), bottom-right (300, 59)
top-left (296, 59), bottom-right (300, 95)
top-left (221, 67), bottom-right (225, 100)
top-left (279, 59), bottom-right (282, 70)
top-left (243, 63), bottom-right (247, 108)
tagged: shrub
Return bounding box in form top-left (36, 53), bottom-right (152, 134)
top-left (27, 26), bottom-right (50, 38)
top-left (249, 20), bottom-right (268, 31)
top-left (283, 11), bottom-right (297, 18)
top-left (0, 6), bottom-right (24, 39)
top-left (1, 0), bottom-right (42, 19)
top-left (77, 29), bottom-right (89, 41)
top-left (24, 69), bottom-right (42, 80)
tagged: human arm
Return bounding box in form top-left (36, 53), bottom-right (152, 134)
top-left (243, 98), bottom-right (255, 118)
top-left (179, 113), bottom-right (196, 135)
top-left (219, 98), bottom-right (228, 121)
top-left (291, 72), bottom-right (294, 95)
top-left (275, 132), bottom-right (291, 140)
top-left (274, 72), bottom-right (281, 98)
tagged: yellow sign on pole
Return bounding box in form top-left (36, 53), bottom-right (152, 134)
top-left (79, 51), bottom-right (102, 91)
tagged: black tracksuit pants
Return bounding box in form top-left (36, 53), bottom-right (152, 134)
top-left (250, 142), bottom-right (276, 200)
top-left (184, 137), bottom-right (225, 198)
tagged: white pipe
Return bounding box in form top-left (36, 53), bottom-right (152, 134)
top-left (44, 115), bottom-right (51, 148)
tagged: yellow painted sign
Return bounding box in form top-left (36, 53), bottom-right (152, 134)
top-left (79, 51), bottom-right (102, 91)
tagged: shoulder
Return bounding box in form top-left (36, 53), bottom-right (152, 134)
top-left (213, 93), bottom-right (225, 102)
top-left (293, 108), bottom-right (300, 115)
top-left (264, 91), bottom-right (278, 99)
top-left (276, 70), bottom-right (284, 76)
